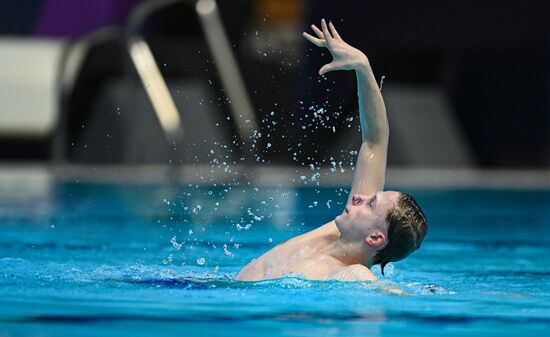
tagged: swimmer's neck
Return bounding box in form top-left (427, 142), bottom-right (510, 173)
top-left (308, 221), bottom-right (374, 268)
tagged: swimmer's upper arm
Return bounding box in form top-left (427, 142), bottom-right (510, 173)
top-left (347, 62), bottom-right (389, 203)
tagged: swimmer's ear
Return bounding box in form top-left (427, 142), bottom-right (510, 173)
top-left (365, 232), bottom-right (387, 248)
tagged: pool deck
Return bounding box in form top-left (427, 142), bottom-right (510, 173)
top-left (1, 163), bottom-right (549, 190)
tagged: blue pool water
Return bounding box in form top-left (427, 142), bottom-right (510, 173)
top-left (0, 181), bottom-right (549, 336)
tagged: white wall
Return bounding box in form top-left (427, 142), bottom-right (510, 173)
top-left (0, 38), bottom-right (65, 137)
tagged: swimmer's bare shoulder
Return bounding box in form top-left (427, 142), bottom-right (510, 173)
top-left (235, 239), bottom-right (291, 281)
top-left (330, 264), bottom-right (378, 282)
top-left (332, 265), bottom-right (410, 296)
top-left (236, 229), bottom-right (320, 281)
top-left (235, 258), bottom-right (262, 281)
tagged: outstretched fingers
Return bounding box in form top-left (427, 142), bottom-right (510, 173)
top-left (311, 24), bottom-right (324, 39)
top-left (303, 31), bottom-right (326, 47)
top-left (303, 22), bottom-right (328, 47)
top-left (303, 20), bottom-right (340, 48)
top-left (328, 21), bottom-right (342, 40)
top-left (304, 19), bottom-right (347, 75)
top-left (321, 19), bottom-right (334, 46)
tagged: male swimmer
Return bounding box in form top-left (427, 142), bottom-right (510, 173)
top-left (236, 19), bottom-right (428, 284)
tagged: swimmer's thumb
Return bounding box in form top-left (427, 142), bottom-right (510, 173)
top-left (319, 63), bottom-right (337, 76)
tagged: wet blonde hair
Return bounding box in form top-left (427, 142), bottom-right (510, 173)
top-left (373, 192), bottom-right (428, 275)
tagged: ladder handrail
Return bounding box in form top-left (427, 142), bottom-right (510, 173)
top-left (126, 0), bottom-right (258, 151)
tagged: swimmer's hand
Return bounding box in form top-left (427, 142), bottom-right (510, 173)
top-left (303, 19), bottom-right (369, 76)
top-left (376, 281), bottom-right (413, 296)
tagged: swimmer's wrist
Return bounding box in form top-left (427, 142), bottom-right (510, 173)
top-left (354, 57), bottom-right (372, 73)
top-left (354, 60), bottom-right (377, 85)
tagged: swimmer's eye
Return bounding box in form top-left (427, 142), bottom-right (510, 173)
top-left (368, 195), bottom-right (377, 208)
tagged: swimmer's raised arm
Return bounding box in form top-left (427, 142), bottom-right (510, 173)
top-left (304, 19), bottom-right (389, 203)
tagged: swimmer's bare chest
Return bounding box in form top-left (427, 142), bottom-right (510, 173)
top-left (235, 243), bottom-right (376, 282)
top-left (237, 256), bottom-right (332, 281)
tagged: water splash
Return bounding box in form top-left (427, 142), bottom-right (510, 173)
top-left (379, 75), bottom-right (386, 91)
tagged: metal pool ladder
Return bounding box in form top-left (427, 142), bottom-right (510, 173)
top-left (126, 0), bottom-right (258, 148)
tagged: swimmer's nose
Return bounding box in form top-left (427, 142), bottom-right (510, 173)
top-left (352, 195), bottom-right (364, 205)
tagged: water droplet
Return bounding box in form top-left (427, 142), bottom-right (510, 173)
top-left (170, 236), bottom-right (182, 250)
top-left (223, 244), bottom-right (233, 256)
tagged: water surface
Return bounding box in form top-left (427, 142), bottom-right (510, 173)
top-left (1, 182), bottom-right (549, 336)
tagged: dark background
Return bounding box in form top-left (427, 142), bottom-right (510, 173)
top-left (0, 0), bottom-right (548, 168)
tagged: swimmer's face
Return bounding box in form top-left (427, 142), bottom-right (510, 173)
top-left (335, 191), bottom-right (400, 245)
